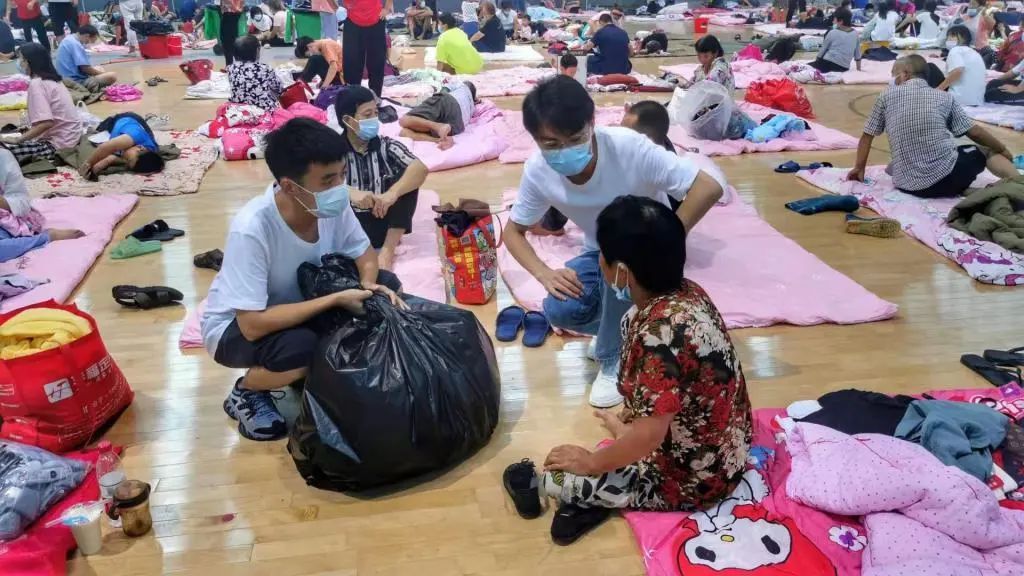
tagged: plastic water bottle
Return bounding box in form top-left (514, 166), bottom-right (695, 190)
top-left (96, 441), bottom-right (126, 501)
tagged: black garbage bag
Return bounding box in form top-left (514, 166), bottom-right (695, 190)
top-left (288, 254), bottom-right (501, 492)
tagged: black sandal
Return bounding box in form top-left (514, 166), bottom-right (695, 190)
top-left (112, 285), bottom-right (184, 309)
top-left (127, 219), bottom-right (185, 242)
top-left (984, 347), bottom-right (1024, 366)
top-left (193, 249), bottom-right (223, 271)
top-left (961, 354), bottom-right (1023, 387)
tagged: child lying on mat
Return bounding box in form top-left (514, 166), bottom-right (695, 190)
top-left (78, 112), bottom-right (165, 178)
top-left (0, 149), bottom-right (83, 262)
top-left (397, 80), bottom-right (478, 150)
top-left (502, 196), bottom-right (753, 545)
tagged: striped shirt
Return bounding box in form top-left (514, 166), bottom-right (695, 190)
top-left (863, 78), bottom-right (975, 192)
top-left (343, 136), bottom-right (418, 210)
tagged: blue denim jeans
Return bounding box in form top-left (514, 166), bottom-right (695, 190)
top-left (541, 251), bottom-right (631, 372)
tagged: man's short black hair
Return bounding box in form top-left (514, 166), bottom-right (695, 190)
top-left (295, 36), bottom-right (314, 58)
top-left (334, 84), bottom-right (376, 120)
top-left (439, 12), bottom-right (457, 28)
top-left (598, 13), bottom-right (613, 24)
top-left (597, 195), bottom-right (686, 294)
top-left (133, 151), bottom-right (165, 174)
top-left (560, 53), bottom-right (578, 68)
top-left (501, 0), bottom-right (512, 8)
top-left (235, 35), bottom-right (260, 62)
top-left (947, 24), bottom-right (972, 46)
top-left (265, 118), bottom-right (349, 183)
top-left (78, 24), bottom-right (99, 38)
top-left (694, 34), bottom-right (724, 58)
top-left (834, 7), bottom-right (853, 27)
top-left (626, 100), bottom-right (673, 152)
top-left (522, 75), bottom-right (594, 138)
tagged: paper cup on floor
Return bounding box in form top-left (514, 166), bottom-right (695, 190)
top-left (61, 502), bottom-right (105, 555)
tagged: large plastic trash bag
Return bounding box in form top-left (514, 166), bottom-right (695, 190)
top-left (288, 254), bottom-right (501, 492)
top-left (678, 81), bottom-right (735, 141)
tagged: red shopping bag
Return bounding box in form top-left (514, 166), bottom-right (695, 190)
top-left (279, 80), bottom-right (313, 109)
top-left (0, 301), bottom-right (133, 453)
top-left (437, 213), bottom-right (500, 305)
top-left (179, 58), bottom-right (214, 84)
top-left (745, 78), bottom-right (816, 119)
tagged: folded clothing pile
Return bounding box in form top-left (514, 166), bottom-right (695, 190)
top-left (0, 307), bottom-right (93, 360)
top-left (0, 441), bottom-right (88, 541)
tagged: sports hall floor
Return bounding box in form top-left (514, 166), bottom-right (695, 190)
top-left (3, 21), bottom-right (1022, 576)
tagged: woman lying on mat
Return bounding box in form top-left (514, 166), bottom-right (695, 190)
top-left (228, 35), bottom-right (284, 111)
top-left (1, 43), bottom-right (83, 167)
top-left (334, 86), bottom-right (429, 270)
top-left (502, 195), bottom-right (752, 543)
top-left (0, 148), bottom-right (84, 262)
top-left (397, 80), bottom-right (478, 150)
top-left (78, 112), bottom-right (165, 178)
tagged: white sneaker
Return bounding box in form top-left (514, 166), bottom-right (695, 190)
top-left (589, 369), bottom-right (623, 408)
top-left (586, 337), bottom-right (598, 362)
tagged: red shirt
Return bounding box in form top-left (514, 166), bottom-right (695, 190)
top-left (344, 0), bottom-right (383, 27)
top-left (15, 0), bottom-right (42, 20)
top-left (221, 0), bottom-right (244, 14)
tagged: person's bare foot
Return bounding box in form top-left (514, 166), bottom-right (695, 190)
top-left (433, 123), bottom-right (452, 141)
top-left (437, 135), bottom-right (455, 150)
top-left (377, 248), bottom-right (395, 271)
top-left (47, 228), bottom-right (85, 242)
top-left (529, 224), bottom-right (565, 237)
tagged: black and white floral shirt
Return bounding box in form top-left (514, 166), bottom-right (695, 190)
top-left (228, 61), bottom-right (283, 112)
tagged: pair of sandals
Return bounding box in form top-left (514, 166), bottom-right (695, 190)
top-left (193, 249), bottom-right (223, 271)
top-left (775, 161), bottom-right (834, 174)
top-left (128, 219), bottom-right (184, 242)
top-left (113, 285), bottom-right (183, 309)
top-left (961, 348), bottom-right (1024, 388)
top-left (496, 305), bottom-right (550, 348)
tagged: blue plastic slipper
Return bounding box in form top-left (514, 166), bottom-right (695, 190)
top-left (774, 161), bottom-right (800, 173)
top-left (496, 305), bottom-right (526, 342)
top-left (522, 311), bottom-right (551, 348)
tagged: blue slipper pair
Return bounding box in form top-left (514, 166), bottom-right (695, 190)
top-left (785, 194), bottom-right (860, 215)
top-left (496, 305), bottom-right (550, 348)
top-left (774, 161), bottom-right (834, 174)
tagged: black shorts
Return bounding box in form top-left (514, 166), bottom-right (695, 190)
top-left (902, 145), bottom-right (988, 199)
top-left (355, 189), bottom-right (418, 249)
top-left (212, 270), bottom-right (404, 372)
top-left (407, 93), bottom-right (465, 134)
top-left (49, 2), bottom-right (79, 35)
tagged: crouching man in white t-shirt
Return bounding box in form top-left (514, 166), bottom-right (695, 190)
top-left (201, 118), bottom-right (405, 441)
top-left (504, 77), bottom-right (724, 408)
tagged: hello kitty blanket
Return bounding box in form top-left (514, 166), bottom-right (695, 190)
top-left (797, 166), bottom-right (1024, 286)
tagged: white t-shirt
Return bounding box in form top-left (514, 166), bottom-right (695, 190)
top-left (273, 10), bottom-right (287, 29)
top-left (0, 148), bottom-right (31, 217)
top-left (946, 45), bottom-right (986, 107)
top-left (915, 11), bottom-right (941, 39)
top-left (448, 82), bottom-right (474, 128)
top-left (201, 184), bottom-right (371, 355)
top-left (870, 11), bottom-right (900, 42)
top-left (462, 1), bottom-right (479, 23)
top-left (510, 127), bottom-right (700, 253)
top-left (497, 9), bottom-right (516, 30)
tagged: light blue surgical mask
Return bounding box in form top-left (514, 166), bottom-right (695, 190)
top-left (541, 137), bottom-right (593, 177)
top-left (294, 182), bottom-right (350, 219)
top-left (611, 263), bottom-right (632, 303)
top-left (356, 117), bottom-right (380, 140)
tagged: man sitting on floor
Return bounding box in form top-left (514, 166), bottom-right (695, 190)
top-left (584, 12), bottom-right (631, 75)
top-left (201, 118), bottom-right (405, 441)
top-left (397, 80), bottom-right (478, 150)
top-left (56, 25), bottom-right (118, 90)
top-left (435, 12), bottom-right (483, 74)
top-left (847, 54), bottom-right (1017, 198)
top-left (503, 76), bottom-right (723, 408)
top-left (406, 0), bottom-right (434, 40)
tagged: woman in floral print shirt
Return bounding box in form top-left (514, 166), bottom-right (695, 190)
top-left (688, 35), bottom-right (735, 95)
top-left (503, 195), bottom-right (752, 542)
top-left (227, 36), bottom-right (284, 112)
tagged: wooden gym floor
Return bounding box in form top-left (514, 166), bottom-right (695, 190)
top-left (3, 26), bottom-right (1022, 575)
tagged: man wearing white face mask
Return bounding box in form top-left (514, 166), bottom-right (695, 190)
top-left (202, 118), bottom-right (405, 442)
top-left (504, 76), bottom-right (724, 408)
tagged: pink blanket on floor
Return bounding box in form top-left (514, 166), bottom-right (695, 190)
top-left (660, 58), bottom-right (939, 88)
top-left (669, 102), bottom-right (858, 156)
top-left (382, 67), bottom-right (555, 100)
top-left (497, 189), bottom-right (897, 328)
top-left (379, 101), bottom-right (519, 171)
top-left (797, 167), bottom-right (1024, 286)
top-left (965, 103), bottom-right (1024, 131)
top-left (178, 190), bottom-right (447, 348)
top-left (0, 195), bottom-right (138, 313)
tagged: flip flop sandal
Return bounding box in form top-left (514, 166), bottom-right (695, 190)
top-left (984, 347), bottom-right (1024, 366)
top-left (495, 305), bottom-right (526, 342)
top-left (775, 161), bottom-right (834, 173)
top-left (522, 311), bottom-right (551, 348)
top-left (961, 354), bottom-right (1023, 388)
top-left (193, 249), bottom-right (224, 271)
top-left (128, 219), bottom-right (185, 242)
top-left (146, 77), bottom-right (160, 87)
top-left (112, 285), bottom-right (184, 309)
top-left (110, 237), bottom-right (162, 259)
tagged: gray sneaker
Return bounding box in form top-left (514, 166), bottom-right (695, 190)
top-left (222, 379), bottom-right (287, 441)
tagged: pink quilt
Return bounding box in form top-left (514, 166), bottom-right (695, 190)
top-left (382, 67), bottom-right (554, 100)
top-left (660, 58), bottom-right (940, 88)
top-left (497, 188), bottom-right (898, 328)
top-left (787, 423), bottom-right (1024, 576)
top-left (0, 195), bottom-right (138, 313)
top-left (964, 103), bottom-right (1024, 132)
top-left (379, 101), bottom-right (520, 171)
top-left (797, 167), bottom-right (1024, 286)
top-left (178, 190), bottom-right (447, 348)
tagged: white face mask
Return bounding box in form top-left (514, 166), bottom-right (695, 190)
top-left (946, 40), bottom-right (959, 49)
